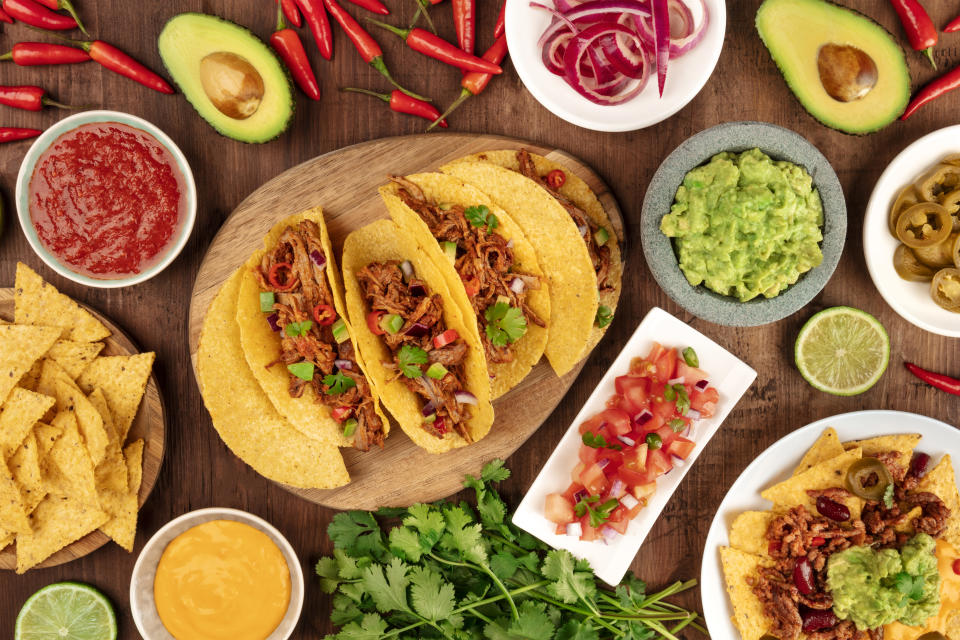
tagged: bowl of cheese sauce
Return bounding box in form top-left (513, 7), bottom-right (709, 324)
top-left (131, 508), bottom-right (303, 640)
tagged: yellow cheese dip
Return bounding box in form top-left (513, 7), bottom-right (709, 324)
top-left (884, 539), bottom-right (960, 640)
top-left (154, 519), bottom-right (291, 640)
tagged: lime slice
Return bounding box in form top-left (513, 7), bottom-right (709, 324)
top-left (15, 582), bottom-right (117, 640)
top-left (795, 306), bottom-right (890, 396)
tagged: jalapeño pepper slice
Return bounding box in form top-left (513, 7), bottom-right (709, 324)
top-left (894, 244), bottom-right (936, 282)
top-left (890, 183), bottom-right (920, 235)
top-left (931, 268), bottom-right (960, 312)
top-left (896, 203), bottom-right (953, 248)
top-left (918, 163), bottom-right (960, 201)
top-left (913, 232), bottom-right (959, 269)
top-left (845, 457), bottom-right (893, 501)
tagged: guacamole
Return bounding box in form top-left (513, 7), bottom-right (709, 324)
top-left (660, 148), bottom-right (824, 302)
top-left (827, 534), bottom-right (941, 630)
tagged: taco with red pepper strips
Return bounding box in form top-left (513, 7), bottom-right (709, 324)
top-left (236, 208), bottom-right (389, 451)
top-left (380, 172), bottom-right (550, 399)
top-left (441, 149), bottom-right (623, 376)
top-left (341, 219), bottom-right (494, 453)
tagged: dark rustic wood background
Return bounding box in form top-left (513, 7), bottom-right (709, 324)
top-left (1, 0), bottom-right (959, 636)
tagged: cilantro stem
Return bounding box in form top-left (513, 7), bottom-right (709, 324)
top-left (428, 552), bottom-right (520, 621)
top-left (484, 532), bottom-right (528, 554)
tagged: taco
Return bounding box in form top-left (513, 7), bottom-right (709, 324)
top-left (442, 149), bottom-right (623, 375)
top-left (341, 219), bottom-right (494, 453)
top-left (381, 172), bottom-right (550, 399)
top-left (236, 208), bottom-right (388, 451)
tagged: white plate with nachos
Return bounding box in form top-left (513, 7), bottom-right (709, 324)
top-left (702, 410), bottom-right (960, 640)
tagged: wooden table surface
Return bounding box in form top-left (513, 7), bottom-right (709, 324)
top-left (1, 0), bottom-right (958, 636)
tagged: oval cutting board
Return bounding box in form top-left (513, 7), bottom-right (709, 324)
top-left (188, 134), bottom-right (624, 510)
top-left (0, 289), bottom-right (166, 570)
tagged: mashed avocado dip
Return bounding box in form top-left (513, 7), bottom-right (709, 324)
top-left (827, 534), bottom-right (941, 630)
top-left (660, 148), bottom-right (824, 302)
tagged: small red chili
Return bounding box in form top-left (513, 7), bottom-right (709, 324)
top-left (2, 0), bottom-right (76, 31)
top-left (0, 127), bottom-right (41, 143)
top-left (279, 0), bottom-right (302, 27)
top-left (546, 169), bottom-right (566, 189)
top-left (345, 0), bottom-right (389, 15)
top-left (268, 262), bottom-right (298, 290)
top-left (313, 303), bottom-right (337, 325)
top-left (0, 42), bottom-right (90, 65)
top-left (946, 14), bottom-right (960, 33)
top-left (366, 310), bottom-right (386, 335)
top-left (901, 64), bottom-right (960, 120)
top-left (71, 39), bottom-right (174, 94)
top-left (0, 85), bottom-right (77, 111)
top-left (905, 361), bottom-right (960, 395)
top-left (0, 6), bottom-right (12, 22)
top-left (32, 0), bottom-right (86, 34)
top-left (494, 1), bottom-right (505, 38)
top-left (429, 35), bottom-right (508, 131)
top-left (270, 2), bottom-right (321, 101)
top-left (343, 87), bottom-right (446, 127)
top-left (889, 0), bottom-right (937, 67)
top-left (452, 0), bottom-right (474, 56)
top-left (368, 19), bottom-right (503, 75)
top-left (296, 0), bottom-right (334, 60)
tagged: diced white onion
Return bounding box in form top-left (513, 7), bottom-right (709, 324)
top-left (620, 494), bottom-right (639, 510)
top-left (668, 376), bottom-right (685, 385)
top-left (686, 409), bottom-right (701, 420)
top-left (601, 526), bottom-right (619, 542)
top-left (566, 522), bottom-right (582, 537)
top-left (400, 260), bottom-right (414, 281)
top-left (617, 435), bottom-right (636, 447)
top-left (510, 277), bottom-right (526, 294)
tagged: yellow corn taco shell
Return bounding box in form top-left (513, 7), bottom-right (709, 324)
top-left (236, 208), bottom-right (388, 448)
top-left (793, 427), bottom-right (844, 476)
top-left (720, 547), bottom-right (772, 640)
top-left (341, 219), bottom-right (493, 453)
top-left (381, 173), bottom-right (550, 399)
top-left (444, 149), bottom-right (623, 355)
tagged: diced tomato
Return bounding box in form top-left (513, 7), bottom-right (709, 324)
top-left (615, 466), bottom-right (649, 488)
top-left (571, 462), bottom-right (585, 485)
top-left (555, 523), bottom-right (567, 535)
top-left (675, 361), bottom-right (709, 386)
top-left (652, 347), bottom-right (678, 383)
top-left (654, 425), bottom-right (677, 447)
top-left (433, 329), bottom-right (459, 349)
top-left (366, 311), bottom-right (386, 335)
top-left (580, 516), bottom-right (600, 541)
top-left (647, 449), bottom-right (673, 476)
top-left (691, 387), bottom-right (719, 418)
top-left (652, 397), bottom-right (676, 422)
top-left (544, 493), bottom-right (576, 524)
top-left (606, 506), bottom-right (629, 534)
top-left (562, 482), bottom-right (585, 503)
top-left (461, 274), bottom-right (480, 297)
top-left (625, 499), bottom-right (644, 519)
top-left (615, 376), bottom-right (650, 416)
top-left (580, 462), bottom-right (608, 495)
top-left (666, 436), bottom-right (695, 460)
top-left (622, 443), bottom-right (648, 471)
top-left (645, 342), bottom-right (666, 364)
top-left (578, 444), bottom-right (600, 465)
top-left (629, 356), bottom-right (656, 377)
top-left (633, 482), bottom-right (657, 501)
top-left (596, 408), bottom-right (632, 436)
top-left (330, 406), bottom-right (353, 423)
top-left (578, 414), bottom-right (605, 436)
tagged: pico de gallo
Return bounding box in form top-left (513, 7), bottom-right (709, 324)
top-left (544, 342), bottom-right (719, 542)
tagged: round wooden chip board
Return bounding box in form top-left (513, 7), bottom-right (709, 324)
top-left (188, 134), bottom-right (624, 510)
top-left (0, 289), bottom-right (165, 570)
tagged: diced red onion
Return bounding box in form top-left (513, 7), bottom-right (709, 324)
top-left (634, 409), bottom-right (653, 425)
top-left (617, 434), bottom-right (636, 447)
top-left (596, 457), bottom-right (611, 470)
top-left (408, 282), bottom-right (427, 297)
top-left (566, 521), bottom-right (582, 537)
top-left (334, 359), bottom-right (353, 371)
top-left (668, 376), bottom-right (685, 385)
top-left (404, 321), bottom-right (429, 338)
top-left (455, 390), bottom-right (478, 405)
top-left (694, 379), bottom-right (709, 391)
top-left (510, 278), bottom-right (526, 294)
top-left (572, 488), bottom-right (588, 503)
top-left (266, 313), bottom-right (281, 332)
top-left (608, 479), bottom-right (625, 499)
top-left (621, 493), bottom-right (639, 510)
top-left (310, 249), bottom-right (327, 268)
top-left (686, 409), bottom-right (701, 420)
top-left (601, 526), bottom-right (619, 542)
top-left (422, 401), bottom-right (436, 417)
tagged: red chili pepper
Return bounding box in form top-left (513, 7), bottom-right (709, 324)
top-left (0, 7), bottom-right (13, 22)
top-left (546, 169), bottom-right (566, 189)
top-left (0, 42), bottom-right (90, 65)
top-left (409, 0), bottom-right (441, 34)
top-left (270, 2), bottom-right (321, 100)
top-left (366, 310), bottom-right (386, 335)
top-left (71, 40), bottom-right (174, 94)
top-left (0, 127), bottom-right (41, 142)
top-left (324, 0), bottom-right (429, 100)
top-left (905, 362), bottom-right (960, 395)
top-left (452, 0), bottom-right (474, 56)
top-left (946, 14), bottom-right (960, 33)
top-left (313, 303), bottom-right (337, 325)
top-left (32, 0), bottom-right (85, 34)
top-left (343, 87), bottom-right (447, 127)
top-left (428, 35), bottom-right (507, 130)
top-left (345, 0), bottom-right (388, 15)
top-left (889, 0), bottom-right (937, 67)
top-left (810, 537), bottom-right (826, 547)
top-left (494, 1), bottom-right (505, 38)
top-left (2, 0), bottom-right (75, 30)
top-left (296, 0), bottom-right (333, 60)
top-left (330, 405), bottom-right (353, 422)
top-left (0, 85), bottom-right (77, 110)
top-left (901, 63), bottom-right (960, 120)
top-left (368, 19), bottom-right (503, 74)
top-left (268, 262), bottom-right (298, 290)
top-left (278, 0), bottom-right (302, 27)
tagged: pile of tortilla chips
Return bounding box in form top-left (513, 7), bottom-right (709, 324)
top-left (0, 263), bottom-right (154, 572)
top-left (721, 428), bottom-right (960, 640)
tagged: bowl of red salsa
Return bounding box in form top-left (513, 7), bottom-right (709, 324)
top-left (16, 110), bottom-right (196, 287)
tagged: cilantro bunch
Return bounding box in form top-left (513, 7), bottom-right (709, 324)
top-left (316, 460), bottom-right (704, 640)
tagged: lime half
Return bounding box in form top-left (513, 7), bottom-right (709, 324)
top-left (15, 582), bottom-right (117, 640)
top-left (795, 306), bottom-right (890, 396)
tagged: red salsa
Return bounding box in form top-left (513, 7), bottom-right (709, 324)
top-left (29, 121), bottom-right (186, 279)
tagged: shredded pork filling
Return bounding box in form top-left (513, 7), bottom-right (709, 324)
top-left (255, 220), bottom-right (384, 452)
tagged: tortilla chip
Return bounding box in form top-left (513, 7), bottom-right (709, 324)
top-left (0, 458), bottom-right (30, 534)
top-left (18, 360), bottom-right (42, 392)
top-left (0, 531), bottom-right (13, 551)
top-left (918, 454), bottom-right (960, 547)
top-left (13, 263), bottom-right (110, 342)
top-left (381, 174), bottom-right (551, 399)
top-left (844, 433), bottom-right (921, 460)
top-left (197, 267), bottom-right (349, 489)
top-left (34, 422), bottom-right (61, 459)
top-left (15, 495), bottom-right (108, 573)
top-left (9, 433), bottom-right (46, 514)
top-left (89, 389), bottom-right (127, 494)
top-left (76, 353), bottom-right (154, 444)
top-left (99, 438), bottom-right (143, 551)
top-left (762, 448), bottom-right (865, 520)
top-left (0, 387), bottom-right (55, 459)
top-left (342, 219), bottom-right (494, 452)
top-left (720, 547), bottom-right (771, 640)
top-left (46, 411), bottom-right (98, 506)
top-left (793, 427), bottom-right (844, 476)
top-left (123, 439), bottom-right (143, 494)
top-left (52, 377), bottom-right (107, 467)
top-left (0, 324), bottom-right (60, 405)
top-left (46, 341), bottom-right (104, 380)
top-left (729, 511), bottom-right (776, 557)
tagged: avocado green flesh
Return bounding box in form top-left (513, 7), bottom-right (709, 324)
top-left (756, 0), bottom-right (910, 135)
top-left (158, 13), bottom-right (293, 143)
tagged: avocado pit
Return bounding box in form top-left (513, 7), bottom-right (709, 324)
top-left (199, 51), bottom-right (265, 120)
top-left (817, 43), bottom-right (878, 103)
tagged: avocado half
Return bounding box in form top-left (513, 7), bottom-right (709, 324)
top-left (756, 0), bottom-right (910, 135)
top-left (158, 13), bottom-right (293, 143)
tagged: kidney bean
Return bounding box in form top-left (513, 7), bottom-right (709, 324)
top-left (953, 558), bottom-right (960, 575)
top-left (801, 608), bottom-right (838, 633)
top-left (910, 452), bottom-right (931, 478)
top-left (793, 557), bottom-right (815, 595)
top-left (816, 496), bottom-right (851, 522)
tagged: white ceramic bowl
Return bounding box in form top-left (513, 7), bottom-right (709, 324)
top-left (130, 508), bottom-right (305, 640)
top-left (505, 0), bottom-right (726, 132)
top-left (863, 125), bottom-right (960, 337)
top-left (16, 110), bottom-right (196, 289)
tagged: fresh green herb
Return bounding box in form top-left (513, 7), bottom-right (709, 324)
top-left (646, 433), bottom-right (663, 450)
top-left (593, 227), bottom-right (610, 246)
top-left (464, 205), bottom-right (499, 232)
top-left (573, 495), bottom-right (620, 528)
top-left (664, 385), bottom-right (676, 402)
top-left (323, 371), bottom-right (357, 395)
top-left (426, 362), bottom-right (448, 380)
top-left (342, 419), bottom-right (358, 438)
top-left (383, 314), bottom-right (404, 334)
top-left (285, 320), bottom-right (313, 337)
top-left (669, 419), bottom-right (686, 433)
top-left (682, 347), bottom-right (699, 367)
top-left (331, 318), bottom-right (349, 343)
top-left (883, 482), bottom-right (895, 509)
top-left (674, 384), bottom-right (690, 415)
top-left (595, 305), bottom-right (613, 328)
top-left (259, 291), bottom-right (275, 313)
top-left (893, 572), bottom-right (925, 601)
top-left (397, 345), bottom-right (428, 378)
top-left (485, 301), bottom-right (528, 347)
top-left (287, 362), bottom-right (314, 381)
top-left (581, 431), bottom-right (622, 450)
top-left (442, 241), bottom-right (458, 263)
top-left (316, 460), bottom-right (704, 639)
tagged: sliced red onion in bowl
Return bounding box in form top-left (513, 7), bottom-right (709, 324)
top-left (455, 390), bottom-right (479, 405)
top-left (334, 359), bottom-right (353, 371)
top-left (266, 313), bottom-right (281, 332)
top-left (310, 249), bottom-right (327, 268)
top-left (694, 379), bottom-right (709, 391)
top-left (566, 521), bottom-right (583, 537)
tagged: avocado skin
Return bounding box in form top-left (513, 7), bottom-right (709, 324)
top-left (756, 0), bottom-right (911, 136)
top-left (158, 13), bottom-right (295, 144)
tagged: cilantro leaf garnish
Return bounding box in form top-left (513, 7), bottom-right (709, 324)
top-left (674, 384), bottom-right (690, 415)
top-left (284, 320), bottom-right (313, 337)
top-left (595, 305), bottom-right (613, 328)
top-left (396, 344), bottom-right (428, 378)
top-left (581, 431), bottom-right (622, 450)
top-left (323, 371), bottom-right (357, 395)
top-left (894, 571), bottom-right (925, 601)
top-left (464, 204), bottom-right (499, 232)
top-left (485, 302), bottom-right (527, 347)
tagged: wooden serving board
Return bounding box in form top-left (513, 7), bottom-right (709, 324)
top-left (0, 290), bottom-right (165, 570)
top-left (188, 134), bottom-right (624, 510)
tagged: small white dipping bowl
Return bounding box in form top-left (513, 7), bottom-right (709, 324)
top-left (130, 508), bottom-right (305, 640)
